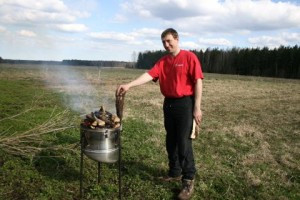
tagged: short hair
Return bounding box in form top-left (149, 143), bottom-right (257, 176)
top-left (161, 28), bottom-right (179, 39)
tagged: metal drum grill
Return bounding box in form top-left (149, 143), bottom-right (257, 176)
top-left (80, 93), bottom-right (125, 199)
top-left (81, 125), bottom-right (120, 163)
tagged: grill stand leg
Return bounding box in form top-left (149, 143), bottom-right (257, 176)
top-left (119, 129), bottom-right (122, 200)
top-left (80, 132), bottom-right (84, 199)
top-left (98, 162), bottom-right (101, 183)
top-left (80, 128), bottom-right (122, 200)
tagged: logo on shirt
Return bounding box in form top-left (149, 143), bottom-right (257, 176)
top-left (174, 63), bottom-right (184, 67)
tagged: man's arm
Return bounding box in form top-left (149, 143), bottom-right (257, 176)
top-left (117, 72), bottom-right (153, 95)
top-left (193, 78), bottom-right (203, 125)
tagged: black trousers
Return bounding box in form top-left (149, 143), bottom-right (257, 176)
top-left (163, 96), bottom-right (196, 180)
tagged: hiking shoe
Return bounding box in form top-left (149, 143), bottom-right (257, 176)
top-left (178, 179), bottom-right (194, 200)
top-left (158, 175), bottom-right (182, 182)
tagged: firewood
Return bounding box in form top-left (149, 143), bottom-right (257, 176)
top-left (111, 115), bottom-right (120, 123)
top-left (99, 106), bottom-right (105, 113)
top-left (101, 117), bottom-right (114, 127)
top-left (190, 119), bottom-right (200, 139)
top-left (116, 93), bottom-right (125, 120)
top-left (86, 113), bottom-right (95, 121)
top-left (113, 123), bottom-right (120, 129)
top-left (91, 120), bottom-right (98, 127)
top-left (90, 125), bottom-right (96, 129)
top-left (82, 105), bottom-right (123, 129)
top-left (97, 119), bottom-right (105, 127)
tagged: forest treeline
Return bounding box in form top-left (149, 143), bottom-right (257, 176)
top-left (61, 60), bottom-right (133, 67)
top-left (0, 58), bottom-right (134, 68)
top-left (136, 45), bottom-right (300, 79)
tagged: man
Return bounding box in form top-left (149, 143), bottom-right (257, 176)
top-left (117, 28), bottom-right (203, 200)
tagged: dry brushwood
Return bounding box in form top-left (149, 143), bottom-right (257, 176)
top-left (0, 108), bottom-right (76, 157)
top-left (0, 93), bottom-right (42, 123)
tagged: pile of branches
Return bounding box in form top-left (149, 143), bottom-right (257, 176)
top-left (0, 107), bottom-right (76, 157)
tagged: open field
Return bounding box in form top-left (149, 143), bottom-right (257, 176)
top-left (0, 63), bottom-right (299, 199)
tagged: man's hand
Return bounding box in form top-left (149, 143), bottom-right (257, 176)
top-left (193, 107), bottom-right (202, 125)
top-left (116, 84), bottom-right (130, 96)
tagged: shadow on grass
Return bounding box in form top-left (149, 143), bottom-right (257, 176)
top-left (33, 150), bottom-right (80, 182)
top-left (122, 160), bottom-right (181, 199)
top-left (32, 152), bottom-right (181, 199)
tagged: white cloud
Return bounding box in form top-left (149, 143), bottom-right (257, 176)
top-left (0, 0), bottom-right (74, 24)
top-left (89, 32), bottom-right (135, 42)
top-left (122, 0), bottom-right (300, 33)
top-left (2, 0), bottom-right (68, 12)
top-left (56, 24), bottom-right (88, 32)
top-left (198, 37), bottom-right (232, 46)
top-left (223, 0), bottom-right (300, 31)
top-left (0, 25), bottom-right (6, 32)
top-left (181, 41), bottom-right (200, 49)
top-left (89, 28), bottom-right (164, 43)
top-left (131, 28), bottom-right (162, 39)
top-left (87, 28), bottom-right (166, 51)
top-left (121, 2), bottom-right (152, 17)
top-left (112, 14), bottom-right (128, 23)
top-left (248, 32), bottom-right (300, 47)
top-left (87, 28), bottom-right (235, 51)
top-left (88, 28), bottom-right (197, 49)
top-left (19, 30), bottom-right (36, 37)
top-left (122, 0), bottom-right (222, 20)
top-left (0, 0), bottom-right (89, 33)
top-left (281, 32), bottom-right (300, 42)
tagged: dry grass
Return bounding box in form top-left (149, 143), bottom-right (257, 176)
top-left (0, 64), bottom-right (299, 199)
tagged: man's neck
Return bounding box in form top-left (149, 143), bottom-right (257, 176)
top-left (171, 48), bottom-right (181, 57)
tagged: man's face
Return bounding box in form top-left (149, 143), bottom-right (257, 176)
top-left (162, 34), bottom-right (179, 54)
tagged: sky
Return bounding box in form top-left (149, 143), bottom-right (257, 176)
top-left (0, 0), bottom-right (300, 61)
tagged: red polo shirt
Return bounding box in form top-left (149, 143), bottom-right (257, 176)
top-left (148, 50), bottom-right (204, 98)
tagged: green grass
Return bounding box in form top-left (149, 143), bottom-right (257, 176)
top-left (0, 64), bottom-right (299, 199)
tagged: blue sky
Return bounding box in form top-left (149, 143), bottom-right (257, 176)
top-left (0, 0), bottom-right (299, 61)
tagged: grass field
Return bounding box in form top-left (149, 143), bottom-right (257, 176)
top-left (0, 63), bottom-right (299, 200)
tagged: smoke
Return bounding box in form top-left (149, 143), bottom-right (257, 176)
top-left (42, 65), bottom-right (115, 115)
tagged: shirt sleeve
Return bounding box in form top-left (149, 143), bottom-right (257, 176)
top-left (148, 59), bottom-right (161, 80)
top-left (189, 52), bottom-right (204, 83)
